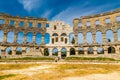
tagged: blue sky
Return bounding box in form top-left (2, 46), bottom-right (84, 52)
top-left (0, 0), bottom-right (120, 25)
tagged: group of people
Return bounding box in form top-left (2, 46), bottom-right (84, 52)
top-left (54, 56), bottom-right (60, 62)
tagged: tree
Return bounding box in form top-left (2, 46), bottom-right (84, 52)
top-left (44, 48), bottom-right (49, 56)
top-left (8, 50), bottom-right (12, 55)
top-left (108, 39), bottom-right (111, 42)
top-left (71, 37), bottom-right (75, 44)
top-left (16, 51), bottom-right (22, 55)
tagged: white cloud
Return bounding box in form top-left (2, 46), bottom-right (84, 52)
top-left (41, 10), bottom-right (53, 18)
top-left (52, 3), bottom-right (118, 26)
top-left (18, 0), bottom-right (42, 12)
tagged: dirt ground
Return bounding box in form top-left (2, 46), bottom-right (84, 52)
top-left (0, 62), bottom-right (120, 80)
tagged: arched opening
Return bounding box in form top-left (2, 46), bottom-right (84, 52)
top-left (69, 33), bottom-right (75, 44)
top-left (86, 32), bottom-right (93, 43)
top-left (61, 33), bottom-right (67, 44)
top-left (70, 48), bottom-right (75, 55)
top-left (97, 47), bottom-right (104, 54)
top-left (36, 33), bottom-right (42, 44)
top-left (0, 30), bottom-right (4, 42)
top-left (61, 48), bottom-right (67, 59)
top-left (52, 48), bottom-right (58, 56)
top-left (16, 47), bottom-right (22, 55)
top-left (44, 48), bottom-right (49, 56)
top-left (78, 33), bottom-right (84, 44)
top-left (17, 32), bottom-right (24, 44)
top-left (78, 48), bottom-right (84, 55)
top-left (96, 31), bottom-right (103, 44)
top-left (106, 30), bottom-right (114, 42)
top-left (52, 33), bottom-right (58, 43)
top-left (26, 32), bottom-right (33, 43)
top-left (44, 33), bottom-right (50, 44)
top-left (6, 47), bottom-right (12, 55)
top-left (108, 47), bottom-right (115, 54)
top-left (117, 29), bottom-right (120, 41)
top-left (26, 48), bottom-right (30, 53)
top-left (7, 31), bottom-right (14, 43)
top-left (88, 47), bottom-right (94, 54)
top-left (0, 48), bottom-right (2, 55)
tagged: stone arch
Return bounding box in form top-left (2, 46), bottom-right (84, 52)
top-left (44, 48), bottom-right (49, 56)
top-left (69, 33), bottom-right (75, 44)
top-left (61, 33), bottom-right (67, 36)
top-left (86, 32), bottom-right (93, 43)
top-left (36, 33), bottom-right (42, 44)
top-left (52, 33), bottom-right (58, 43)
top-left (70, 48), bottom-right (75, 55)
top-left (117, 28), bottom-right (120, 41)
top-left (108, 46), bottom-right (115, 54)
top-left (88, 47), bottom-right (94, 54)
top-left (7, 31), bottom-right (14, 43)
top-left (16, 47), bottom-right (22, 55)
top-left (26, 32), bottom-right (33, 43)
top-left (44, 33), bottom-right (50, 44)
top-left (52, 48), bottom-right (58, 56)
top-left (52, 33), bottom-right (58, 36)
top-left (0, 30), bottom-right (4, 42)
top-left (6, 47), bottom-right (12, 55)
top-left (106, 29), bottom-right (114, 42)
top-left (97, 47), bottom-right (104, 54)
top-left (0, 48), bottom-right (2, 55)
top-left (96, 31), bottom-right (103, 44)
top-left (78, 47), bottom-right (84, 55)
top-left (17, 32), bottom-right (24, 44)
top-left (26, 48), bottom-right (30, 53)
top-left (78, 32), bottom-right (84, 44)
top-left (61, 48), bottom-right (67, 59)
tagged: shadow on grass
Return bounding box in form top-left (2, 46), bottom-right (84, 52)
top-left (0, 74), bottom-right (16, 80)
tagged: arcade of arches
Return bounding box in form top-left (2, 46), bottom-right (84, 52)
top-left (1, 9), bottom-right (120, 59)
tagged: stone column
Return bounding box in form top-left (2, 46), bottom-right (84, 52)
top-left (84, 47), bottom-right (88, 55)
top-left (83, 33), bottom-right (87, 44)
top-left (104, 46), bottom-right (108, 55)
top-left (115, 46), bottom-right (119, 53)
top-left (92, 34), bottom-right (96, 44)
top-left (114, 32), bottom-right (118, 42)
top-left (58, 48), bottom-right (61, 58)
top-left (41, 34), bottom-right (44, 44)
top-left (33, 34), bottom-right (36, 44)
top-left (3, 32), bottom-right (7, 43)
top-left (24, 33), bottom-right (26, 44)
top-left (66, 48), bottom-right (70, 57)
top-left (49, 48), bottom-right (53, 57)
top-left (14, 33), bottom-right (18, 43)
top-left (75, 48), bottom-right (78, 55)
top-left (102, 33), bottom-right (106, 43)
top-left (74, 34), bottom-right (78, 45)
top-left (94, 47), bottom-right (97, 55)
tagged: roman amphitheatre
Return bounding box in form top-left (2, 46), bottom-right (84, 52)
top-left (1, 8), bottom-right (120, 80)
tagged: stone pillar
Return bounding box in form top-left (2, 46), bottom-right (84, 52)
top-left (41, 34), bottom-right (44, 44)
top-left (49, 48), bottom-right (53, 57)
top-left (92, 34), bottom-right (96, 44)
top-left (75, 34), bottom-right (78, 45)
top-left (73, 19), bottom-right (79, 29)
top-left (58, 50), bottom-right (61, 58)
top-left (104, 46), bottom-right (108, 55)
top-left (84, 47), bottom-right (88, 55)
top-left (83, 33), bottom-right (87, 43)
top-left (33, 34), bottom-right (36, 44)
top-left (115, 46), bottom-right (119, 53)
top-left (114, 32), bottom-right (118, 42)
top-left (66, 48), bottom-right (70, 57)
top-left (23, 33), bottom-right (26, 44)
top-left (102, 33), bottom-right (106, 43)
top-left (94, 47), bottom-right (97, 55)
top-left (75, 48), bottom-right (78, 55)
top-left (3, 32), bottom-right (7, 43)
top-left (14, 33), bottom-right (18, 43)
